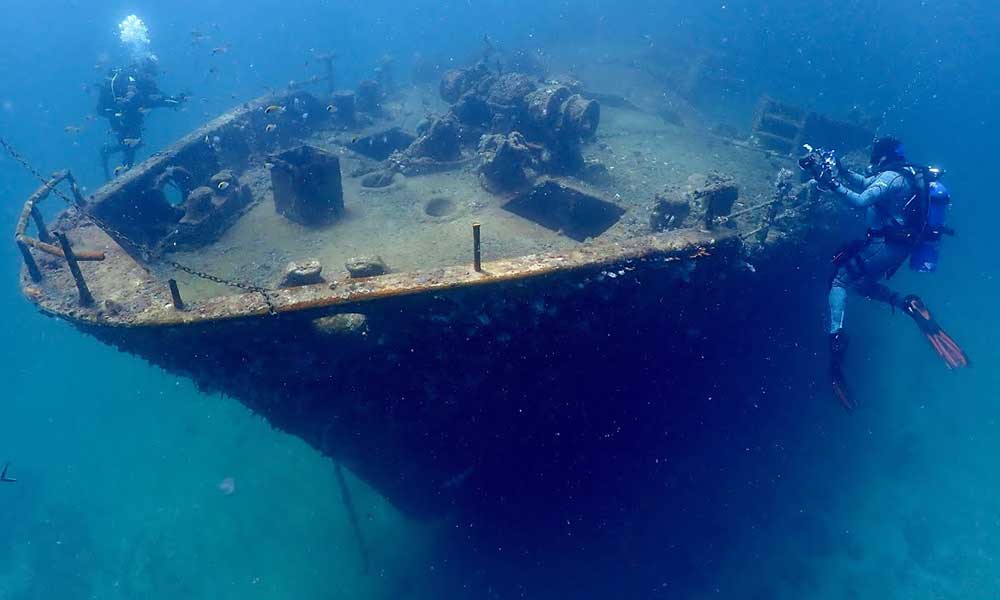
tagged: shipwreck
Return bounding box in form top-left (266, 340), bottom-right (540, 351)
top-left (12, 59), bottom-right (874, 518)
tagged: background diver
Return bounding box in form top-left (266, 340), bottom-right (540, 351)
top-left (1, 462), bottom-right (16, 483)
top-left (804, 136), bottom-right (970, 410)
top-left (97, 55), bottom-right (187, 179)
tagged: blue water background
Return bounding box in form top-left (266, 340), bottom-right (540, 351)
top-left (2, 1), bottom-right (999, 597)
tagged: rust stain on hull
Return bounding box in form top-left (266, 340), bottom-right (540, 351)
top-left (24, 227), bottom-right (733, 329)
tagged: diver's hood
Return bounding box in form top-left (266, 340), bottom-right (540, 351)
top-left (868, 136), bottom-right (906, 174)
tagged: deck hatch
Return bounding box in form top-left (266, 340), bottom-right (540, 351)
top-left (503, 181), bottom-right (624, 242)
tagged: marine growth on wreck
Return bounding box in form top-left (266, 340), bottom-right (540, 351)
top-left (14, 42), bottom-right (874, 516)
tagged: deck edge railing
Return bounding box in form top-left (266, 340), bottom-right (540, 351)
top-left (14, 170), bottom-right (104, 304)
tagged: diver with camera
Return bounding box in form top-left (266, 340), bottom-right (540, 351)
top-left (799, 136), bottom-right (969, 411)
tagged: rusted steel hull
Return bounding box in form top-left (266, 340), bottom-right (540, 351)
top-left (18, 207), bottom-right (840, 518)
top-left (13, 84), bottom-right (843, 517)
top-left (51, 229), bottom-right (779, 518)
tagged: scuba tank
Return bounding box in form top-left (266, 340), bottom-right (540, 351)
top-left (909, 178), bottom-right (951, 273)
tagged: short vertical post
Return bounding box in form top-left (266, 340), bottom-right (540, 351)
top-left (168, 278), bottom-right (185, 310)
top-left (472, 223), bottom-right (482, 272)
top-left (29, 206), bottom-right (52, 243)
top-left (15, 238), bottom-right (42, 282)
top-left (64, 172), bottom-right (87, 208)
top-left (55, 232), bottom-right (93, 306)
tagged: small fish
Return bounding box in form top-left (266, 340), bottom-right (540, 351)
top-left (113, 165), bottom-right (128, 176)
top-left (218, 476), bottom-right (235, 495)
top-left (211, 45), bottom-right (229, 56)
top-left (264, 104), bottom-right (284, 115)
top-left (217, 181), bottom-right (230, 191)
top-left (138, 106), bottom-right (152, 115)
top-left (64, 125), bottom-right (81, 134)
top-left (442, 466), bottom-right (475, 490)
top-left (326, 104), bottom-right (337, 112)
top-left (122, 138), bottom-right (142, 148)
top-left (114, 112), bottom-right (124, 118)
top-left (351, 135), bottom-right (359, 144)
top-left (265, 123), bottom-right (277, 133)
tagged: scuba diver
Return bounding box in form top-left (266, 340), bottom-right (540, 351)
top-left (804, 136), bottom-right (970, 410)
top-left (97, 55), bottom-right (187, 179)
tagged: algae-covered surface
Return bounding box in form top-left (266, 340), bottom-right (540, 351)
top-left (162, 97), bottom-right (781, 302)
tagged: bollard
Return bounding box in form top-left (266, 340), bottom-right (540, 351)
top-left (168, 279), bottom-right (186, 310)
top-left (55, 232), bottom-right (94, 306)
top-left (472, 223), bottom-right (482, 272)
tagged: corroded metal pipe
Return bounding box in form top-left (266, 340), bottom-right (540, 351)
top-left (64, 171), bottom-right (87, 208)
top-left (472, 222), bottom-right (482, 272)
top-left (18, 235), bottom-right (105, 261)
top-left (55, 232), bottom-right (93, 307)
top-left (16, 239), bottom-right (42, 282)
top-left (15, 170), bottom-right (68, 238)
top-left (29, 206), bottom-right (51, 243)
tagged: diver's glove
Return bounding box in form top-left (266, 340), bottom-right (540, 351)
top-left (816, 168), bottom-right (840, 192)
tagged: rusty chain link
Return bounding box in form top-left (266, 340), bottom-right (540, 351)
top-left (2, 136), bottom-right (277, 315)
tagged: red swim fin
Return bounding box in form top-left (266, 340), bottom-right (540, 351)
top-left (901, 295), bottom-right (970, 369)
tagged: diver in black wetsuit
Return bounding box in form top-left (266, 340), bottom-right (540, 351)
top-left (810, 136), bottom-right (969, 410)
top-left (97, 56), bottom-right (187, 179)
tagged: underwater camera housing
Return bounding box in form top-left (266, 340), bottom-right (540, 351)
top-left (798, 144), bottom-right (839, 190)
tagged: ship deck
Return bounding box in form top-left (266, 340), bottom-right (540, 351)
top-left (15, 84), bottom-right (800, 330)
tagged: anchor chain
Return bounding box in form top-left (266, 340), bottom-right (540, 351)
top-left (1, 136), bottom-right (278, 315)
